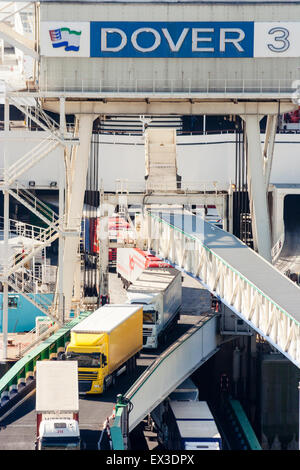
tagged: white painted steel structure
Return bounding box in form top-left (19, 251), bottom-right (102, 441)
top-left (126, 314), bottom-right (218, 432)
top-left (145, 210), bottom-right (300, 369)
top-left (39, 1), bottom-right (300, 96)
top-left (1, 0), bottom-right (300, 357)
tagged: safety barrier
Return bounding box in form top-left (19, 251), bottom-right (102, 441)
top-left (228, 399), bottom-right (261, 450)
top-left (110, 315), bottom-right (218, 449)
top-left (147, 211), bottom-right (300, 368)
top-left (271, 231), bottom-right (285, 263)
top-left (0, 311), bottom-right (91, 416)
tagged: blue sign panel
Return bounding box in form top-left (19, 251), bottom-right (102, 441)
top-left (90, 22), bottom-right (254, 58)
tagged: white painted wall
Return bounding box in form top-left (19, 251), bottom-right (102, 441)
top-left (97, 134), bottom-right (145, 192)
top-left (97, 133), bottom-right (236, 191)
top-left (1, 131), bottom-right (300, 190)
top-left (0, 130), bottom-right (62, 187)
top-left (98, 132), bottom-right (300, 191)
top-left (176, 134), bottom-right (235, 190)
top-left (270, 134), bottom-right (300, 184)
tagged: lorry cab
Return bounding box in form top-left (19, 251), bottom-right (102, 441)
top-left (169, 378), bottom-right (199, 402)
top-left (66, 333), bottom-right (108, 394)
top-left (126, 292), bottom-right (160, 348)
top-left (65, 305), bottom-right (143, 395)
top-left (38, 419), bottom-right (81, 450)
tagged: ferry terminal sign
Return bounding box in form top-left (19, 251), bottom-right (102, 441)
top-left (40, 21), bottom-right (300, 58)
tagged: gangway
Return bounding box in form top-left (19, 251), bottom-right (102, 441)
top-left (124, 314), bottom-right (218, 434)
top-left (145, 210), bottom-right (300, 368)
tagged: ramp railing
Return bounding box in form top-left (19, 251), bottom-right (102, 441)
top-left (110, 314), bottom-right (219, 449)
top-left (146, 211), bottom-right (300, 368)
top-left (0, 311), bottom-right (90, 414)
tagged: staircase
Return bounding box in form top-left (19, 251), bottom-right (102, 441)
top-left (7, 271), bottom-right (60, 323)
top-left (0, 191), bottom-right (61, 322)
top-left (8, 183), bottom-right (60, 229)
top-left (8, 95), bottom-right (78, 146)
top-left (5, 224), bottom-right (59, 278)
top-left (0, 93), bottom-right (81, 329)
top-left (0, 215), bottom-right (49, 240)
top-left (4, 137), bottom-right (60, 185)
top-left (9, 96), bottom-right (64, 143)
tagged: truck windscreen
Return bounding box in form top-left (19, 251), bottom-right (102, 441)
top-left (41, 437), bottom-right (80, 450)
top-left (143, 309), bottom-right (157, 324)
top-left (66, 352), bottom-right (101, 368)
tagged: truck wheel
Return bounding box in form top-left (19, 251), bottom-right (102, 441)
top-left (127, 358), bottom-right (132, 375)
top-left (103, 377), bottom-right (110, 393)
top-left (130, 357), bottom-right (136, 373)
top-left (133, 355), bottom-right (137, 369)
top-left (160, 332), bottom-right (167, 346)
top-left (127, 357), bottom-right (135, 375)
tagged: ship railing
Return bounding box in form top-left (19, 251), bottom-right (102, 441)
top-left (38, 77), bottom-right (295, 95)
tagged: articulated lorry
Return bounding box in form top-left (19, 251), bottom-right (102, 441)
top-left (165, 400), bottom-right (222, 450)
top-left (126, 267), bottom-right (181, 348)
top-left (66, 304), bottom-right (143, 394)
top-left (35, 361), bottom-right (80, 450)
top-left (151, 378), bottom-right (222, 450)
top-left (117, 247), bottom-right (171, 288)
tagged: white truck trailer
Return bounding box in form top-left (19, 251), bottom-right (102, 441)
top-left (151, 378), bottom-right (221, 451)
top-left (166, 400), bottom-right (222, 450)
top-left (35, 361), bottom-right (80, 450)
top-left (151, 377), bottom-right (199, 443)
top-left (117, 247), bottom-right (171, 288)
top-left (126, 267), bottom-right (182, 348)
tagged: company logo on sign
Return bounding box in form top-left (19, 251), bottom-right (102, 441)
top-left (49, 27), bottom-right (82, 51)
top-left (129, 256), bottom-right (135, 271)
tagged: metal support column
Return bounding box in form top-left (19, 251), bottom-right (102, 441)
top-left (99, 195), bottom-right (109, 303)
top-left (58, 99), bottom-right (66, 322)
top-left (59, 97), bottom-right (66, 137)
top-left (241, 114), bottom-right (272, 263)
top-left (2, 97), bottom-right (9, 361)
top-left (62, 114), bottom-right (96, 318)
top-left (2, 190), bottom-right (9, 361)
top-left (298, 381), bottom-right (300, 450)
top-left (263, 114), bottom-right (277, 189)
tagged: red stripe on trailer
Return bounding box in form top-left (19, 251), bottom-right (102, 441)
top-left (37, 413), bottom-right (42, 438)
top-left (132, 256), bottom-right (147, 270)
top-left (131, 247), bottom-right (172, 268)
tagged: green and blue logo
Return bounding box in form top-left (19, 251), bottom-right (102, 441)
top-left (49, 27), bottom-right (82, 52)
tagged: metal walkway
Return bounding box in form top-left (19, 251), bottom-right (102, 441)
top-left (125, 314), bottom-right (218, 433)
top-left (146, 210), bottom-right (300, 368)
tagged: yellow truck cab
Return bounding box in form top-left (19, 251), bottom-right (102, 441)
top-left (66, 304), bottom-right (143, 394)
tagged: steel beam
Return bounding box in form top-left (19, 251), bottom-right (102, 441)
top-left (62, 114), bottom-right (96, 319)
top-left (263, 115), bottom-right (278, 189)
top-left (103, 192), bottom-right (227, 206)
top-left (0, 22), bottom-right (38, 60)
top-left (2, 191), bottom-right (9, 361)
top-left (42, 99), bottom-right (297, 117)
top-left (241, 114), bottom-right (272, 262)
